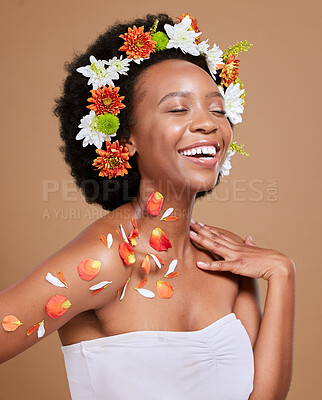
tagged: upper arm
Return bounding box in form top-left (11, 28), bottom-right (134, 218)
top-left (0, 222), bottom-right (130, 363)
top-left (216, 226), bottom-right (263, 348)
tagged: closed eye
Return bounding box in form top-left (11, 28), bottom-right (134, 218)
top-left (211, 110), bottom-right (227, 116)
top-left (168, 109), bottom-right (188, 113)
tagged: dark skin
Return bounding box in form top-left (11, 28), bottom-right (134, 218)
top-left (0, 60), bottom-right (295, 400)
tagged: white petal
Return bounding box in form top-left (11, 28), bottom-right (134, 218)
top-left (37, 321), bottom-right (45, 338)
top-left (107, 233), bottom-right (113, 249)
top-left (120, 277), bottom-right (130, 301)
top-left (90, 280), bottom-right (112, 291)
top-left (136, 288), bottom-right (155, 298)
top-left (119, 224), bottom-right (129, 243)
top-left (46, 272), bottom-right (66, 288)
top-left (165, 259), bottom-right (178, 276)
top-left (160, 207), bottom-right (174, 220)
top-left (148, 253), bottom-right (161, 268)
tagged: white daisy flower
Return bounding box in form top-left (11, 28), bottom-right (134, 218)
top-left (220, 147), bottom-right (236, 177)
top-left (197, 40), bottom-right (210, 55)
top-left (164, 16), bottom-right (201, 56)
top-left (218, 82), bottom-right (245, 125)
top-left (76, 55), bottom-right (119, 90)
top-left (76, 110), bottom-right (115, 148)
top-left (206, 44), bottom-right (223, 79)
top-left (106, 56), bottom-right (131, 78)
top-left (132, 57), bottom-right (149, 65)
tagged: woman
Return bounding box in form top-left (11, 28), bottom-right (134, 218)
top-left (0, 13), bottom-right (295, 400)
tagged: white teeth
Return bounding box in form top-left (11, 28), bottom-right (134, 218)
top-left (180, 145), bottom-right (218, 157)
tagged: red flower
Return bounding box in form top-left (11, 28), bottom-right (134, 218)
top-left (87, 85), bottom-right (125, 116)
top-left (219, 54), bottom-right (240, 87)
top-left (119, 26), bottom-right (156, 60)
top-left (92, 140), bottom-right (131, 178)
top-left (178, 13), bottom-right (201, 43)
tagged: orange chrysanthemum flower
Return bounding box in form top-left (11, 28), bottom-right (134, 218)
top-left (178, 13), bottom-right (201, 43)
top-left (87, 85), bottom-right (125, 116)
top-left (119, 25), bottom-right (156, 60)
top-left (93, 140), bottom-right (131, 178)
top-left (219, 54), bottom-right (240, 87)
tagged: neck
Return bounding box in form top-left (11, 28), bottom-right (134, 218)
top-left (129, 180), bottom-right (197, 258)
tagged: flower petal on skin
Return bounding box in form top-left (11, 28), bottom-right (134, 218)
top-left (135, 288), bottom-right (155, 298)
top-left (119, 242), bottom-right (136, 265)
top-left (90, 280), bottom-right (112, 295)
top-left (146, 191), bottom-right (164, 216)
top-left (164, 259), bottom-right (178, 277)
top-left (165, 272), bottom-right (179, 278)
top-left (136, 278), bottom-right (148, 288)
top-left (2, 315), bottom-right (23, 332)
top-left (162, 216), bottom-right (179, 221)
top-left (149, 228), bottom-right (172, 251)
top-left (46, 272), bottom-right (67, 288)
top-left (140, 255), bottom-right (150, 275)
top-left (118, 277), bottom-right (130, 300)
top-left (160, 207), bottom-right (174, 220)
top-left (77, 258), bottom-right (101, 281)
top-left (27, 320), bottom-right (43, 336)
top-left (119, 224), bottom-right (129, 243)
top-left (148, 253), bottom-right (162, 268)
top-left (45, 295), bottom-right (71, 319)
top-left (115, 229), bottom-right (124, 240)
top-left (57, 270), bottom-right (68, 287)
top-left (128, 229), bottom-right (139, 246)
top-left (37, 320), bottom-right (45, 338)
top-left (156, 280), bottom-right (173, 299)
top-left (131, 217), bottom-right (139, 231)
top-left (100, 233), bottom-right (113, 249)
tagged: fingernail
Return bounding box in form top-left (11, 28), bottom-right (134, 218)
top-left (191, 218), bottom-right (195, 224)
top-left (197, 261), bottom-right (209, 266)
top-left (190, 230), bottom-right (197, 236)
top-left (199, 222), bottom-right (205, 226)
top-left (249, 235), bottom-right (253, 241)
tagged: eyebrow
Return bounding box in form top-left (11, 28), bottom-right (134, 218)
top-left (158, 90), bottom-right (224, 105)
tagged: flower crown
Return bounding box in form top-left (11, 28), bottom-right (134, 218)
top-left (76, 14), bottom-right (252, 179)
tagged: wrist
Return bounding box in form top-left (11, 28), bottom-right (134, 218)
top-left (267, 256), bottom-right (296, 282)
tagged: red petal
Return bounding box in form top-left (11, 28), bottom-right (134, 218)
top-left (156, 280), bottom-right (173, 299)
top-left (146, 191), bottom-right (164, 216)
top-left (45, 295), bottom-right (71, 319)
top-left (131, 217), bottom-right (138, 231)
top-left (149, 228), bottom-right (172, 251)
top-left (165, 272), bottom-right (179, 278)
top-left (119, 242), bottom-right (136, 265)
top-left (27, 321), bottom-right (41, 336)
top-left (140, 255), bottom-right (150, 274)
top-left (77, 259), bottom-right (101, 281)
top-left (163, 216), bottom-right (179, 221)
top-left (128, 228), bottom-right (139, 246)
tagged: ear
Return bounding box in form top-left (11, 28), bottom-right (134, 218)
top-left (124, 130), bottom-right (137, 157)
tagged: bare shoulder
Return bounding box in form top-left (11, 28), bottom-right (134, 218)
top-left (0, 214), bottom-right (130, 363)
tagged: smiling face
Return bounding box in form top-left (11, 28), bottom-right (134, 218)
top-left (127, 59), bottom-right (233, 195)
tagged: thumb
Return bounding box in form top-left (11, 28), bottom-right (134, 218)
top-left (245, 235), bottom-right (256, 246)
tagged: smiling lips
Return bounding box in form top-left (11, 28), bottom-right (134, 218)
top-left (178, 143), bottom-right (219, 167)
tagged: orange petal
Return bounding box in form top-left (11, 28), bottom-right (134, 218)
top-left (2, 315), bottom-right (23, 332)
top-left (118, 277), bottom-right (130, 300)
top-left (140, 255), bottom-right (150, 275)
top-left (156, 280), bottom-right (173, 299)
top-left (57, 270), bottom-right (68, 287)
top-left (163, 216), bottom-right (179, 221)
top-left (136, 278), bottom-right (148, 289)
top-left (165, 272), bottom-right (179, 278)
top-left (131, 217), bottom-right (139, 231)
top-left (77, 258), bottom-right (101, 281)
top-left (147, 191), bottom-right (164, 216)
top-left (100, 235), bottom-right (108, 246)
top-left (128, 228), bottom-right (139, 246)
top-left (115, 229), bottom-right (124, 241)
top-left (27, 321), bottom-right (42, 336)
top-left (45, 295), bottom-right (71, 319)
top-left (119, 242), bottom-right (136, 265)
top-left (149, 228), bottom-right (172, 251)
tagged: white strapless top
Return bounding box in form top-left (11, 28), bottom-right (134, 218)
top-left (61, 313), bottom-right (254, 400)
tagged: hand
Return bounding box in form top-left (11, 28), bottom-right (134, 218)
top-left (189, 220), bottom-right (295, 281)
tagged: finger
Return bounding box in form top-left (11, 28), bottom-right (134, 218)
top-left (190, 224), bottom-right (239, 249)
top-left (190, 220), bottom-right (239, 246)
top-left (189, 230), bottom-right (232, 257)
top-left (244, 235), bottom-right (257, 246)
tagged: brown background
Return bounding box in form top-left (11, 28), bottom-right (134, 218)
top-left (0, 0), bottom-right (321, 398)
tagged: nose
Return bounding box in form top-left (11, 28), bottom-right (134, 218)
top-left (189, 109), bottom-right (219, 134)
